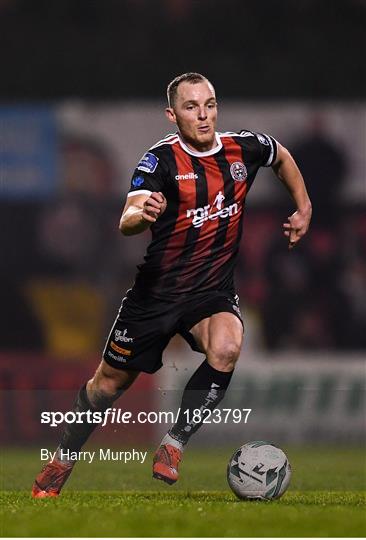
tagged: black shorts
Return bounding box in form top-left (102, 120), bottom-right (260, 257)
top-left (103, 289), bottom-right (243, 374)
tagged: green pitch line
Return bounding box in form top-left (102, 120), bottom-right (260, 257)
top-left (1, 491), bottom-right (365, 537)
top-left (1, 446), bottom-right (365, 536)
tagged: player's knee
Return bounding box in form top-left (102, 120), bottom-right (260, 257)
top-left (92, 375), bottom-right (120, 399)
top-left (87, 375), bottom-right (118, 406)
top-left (88, 362), bottom-right (135, 401)
top-left (207, 341), bottom-right (241, 372)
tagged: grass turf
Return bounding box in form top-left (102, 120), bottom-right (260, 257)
top-left (1, 446), bottom-right (365, 537)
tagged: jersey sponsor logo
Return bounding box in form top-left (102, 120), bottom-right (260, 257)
top-left (110, 341), bottom-right (132, 355)
top-left (175, 172), bottom-right (198, 180)
top-left (132, 176), bottom-right (144, 187)
top-left (186, 190), bottom-right (239, 228)
top-left (115, 329), bottom-right (134, 343)
top-left (137, 152), bottom-right (159, 173)
top-left (230, 161), bottom-right (247, 182)
top-left (213, 191), bottom-right (225, 210)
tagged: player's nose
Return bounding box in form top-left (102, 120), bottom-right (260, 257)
top-left (197, 107), bottom-right (207, 120)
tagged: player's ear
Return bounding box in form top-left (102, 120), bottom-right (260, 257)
top-left (165, 107), bottom-right (177, 124)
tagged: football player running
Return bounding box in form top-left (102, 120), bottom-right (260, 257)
top-left (32, 73), bottom-right (311, 497)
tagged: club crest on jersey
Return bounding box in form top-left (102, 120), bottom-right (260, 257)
top-left (230, 161), bottom-right (247, 182)
top-left (137, 152), bottom-right (159, 173)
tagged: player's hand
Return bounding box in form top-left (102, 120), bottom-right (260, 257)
top-left (141, 192), bottom-right (167, 223)
top-left (283, 208), bottom-right (311, 250)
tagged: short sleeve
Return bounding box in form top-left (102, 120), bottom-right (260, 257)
top-left (239, 130), bottom-right (278, 167)
top-left (127, 151), bottom-right (166, 198)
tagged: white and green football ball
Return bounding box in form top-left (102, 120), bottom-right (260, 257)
top-left (227, 441), bottom-right (291, 500)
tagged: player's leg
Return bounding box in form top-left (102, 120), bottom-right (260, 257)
top-left (33, 289), bottom-right (174, 496)
top-left (32, 361), bottom-right (139, 498)
top-left (60, 361), bottom-right (139, 454)
top-left (169, 311), bottom-right (243, 441)
top-left (153, 311), bottom-right (243, 484)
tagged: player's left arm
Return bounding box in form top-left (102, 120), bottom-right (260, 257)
top-left (272, 142), bottom-right (312, 249)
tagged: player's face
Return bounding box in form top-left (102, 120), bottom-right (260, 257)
top-left (166, 81), bottom-right (218, 152)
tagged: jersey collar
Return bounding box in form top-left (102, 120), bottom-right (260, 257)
top-left (178, 132), bottom-right (222, 157)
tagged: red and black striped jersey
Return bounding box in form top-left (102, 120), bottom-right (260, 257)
top-left (127, 130), bottom-right (277, 300)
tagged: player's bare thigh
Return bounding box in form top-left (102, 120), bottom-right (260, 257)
top-left (190, 312), bottom-right (243, 372)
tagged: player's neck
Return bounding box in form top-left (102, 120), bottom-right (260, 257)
top-left (179, 133), bottom-right (218, 153)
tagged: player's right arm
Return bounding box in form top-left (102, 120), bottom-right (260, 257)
top-left (119, 147), bottom-right (168, 236)
top-left (119, 191), bottom-right (167, 236)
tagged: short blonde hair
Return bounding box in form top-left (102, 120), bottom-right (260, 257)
top-left (167, 72), bottom-right (210, 108)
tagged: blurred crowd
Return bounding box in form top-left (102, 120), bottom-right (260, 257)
top-left (236, 206), bottom-right (366, 351)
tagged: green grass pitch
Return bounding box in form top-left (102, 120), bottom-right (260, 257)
top-left (1, 446), bottom-right (365, 537)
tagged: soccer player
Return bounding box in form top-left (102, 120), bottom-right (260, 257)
top-left (32, 73), bottom-right (312, 496)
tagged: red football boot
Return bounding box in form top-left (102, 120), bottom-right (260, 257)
top-left (152, 443), bottom-right (182, 485)
top-left (32, 459), bottom-right (74, 498)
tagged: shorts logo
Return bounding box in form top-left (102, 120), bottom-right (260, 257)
top-left (137, 152), bottom-right (159, 173)
top-left (107, 351), bottom-right (127, 363)
top-left (115, 329), bottom-right (134, 343)
top-left (132, 176), bottom-right (144, 187)
top-left (110, 341), bottom-right (132, 355)
top-left (230, 161), bottom-right (247, 182)
top-left (175, 172), bottom-right (198, 180)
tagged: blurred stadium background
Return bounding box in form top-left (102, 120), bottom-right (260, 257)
top-left (0, 0), bottom-right (365, 492)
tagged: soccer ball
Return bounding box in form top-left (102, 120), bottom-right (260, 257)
top-left (227, 441), bottom-right (291, 500)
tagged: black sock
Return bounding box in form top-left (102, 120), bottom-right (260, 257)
top-left (59, 384), bottom-right (114, 453)
top-left (169, 359), bottom-right (234, 445)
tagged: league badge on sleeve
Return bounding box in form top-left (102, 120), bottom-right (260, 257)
top-left (137, 152), bottom-right (159, 173)
top-left (257, 133), bottom-right (270, 146)
top-left (132, 176), bottom-right (144, 187)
